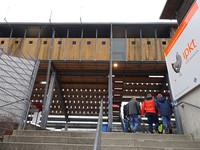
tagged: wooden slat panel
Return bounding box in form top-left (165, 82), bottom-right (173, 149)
top-left (81, 38), bottom-right (96, 60)
top-left (21, 38), bottom-right (38, 59)
top-left (37, 38), bottom-right (51, 59)
top-left (31, 96), bottom-right (107, 101)
top-left (52, 38), bottom-right (67, 60)
top-left (66, 38), bottom-right (81, 60)
top-left (118, 84), bottom-right (163, 90)
top-left (142, 38), bottom-right (156, 60)
top-left (32, 90), bottom-right (108, 95)
top-left (9, 38), bottom-right (23, 55)
top-left (127, 38), bottom-right (141, 61)
top-left (114, 76), bottom-right (164, 83)
top-left (96, 38), bottom-right (110, 60)
top-left (60, 83), bottom-right (108, 89)
top-left (0, 38), bottom-right (10, 54)
top-left (157, 38), bottom-right (171, 60)
top-left (59, 76), bottom-right (108, 83)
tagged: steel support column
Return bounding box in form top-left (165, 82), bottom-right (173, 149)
top-left (139, 28), bottom-right (143, 60)
top-left (43, 28), bottom-right (55, 106)
top-left (80, 28), bottom-right (83, 61)
top-left (108, 24), bottom-right (113, 132)
top-left (154, 28), bottom-right (158, 60)
top-left (7, 28), bottom-right (13, 54)
top-left (22, 60), bottom-right (40, 129)
top-left (40, 72), bottom-right (56, 128)
top-left (52, 65), bottom-right (68, 123)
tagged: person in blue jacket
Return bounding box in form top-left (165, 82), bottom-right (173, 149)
top-left (155, 94), bottom-right (173, 134)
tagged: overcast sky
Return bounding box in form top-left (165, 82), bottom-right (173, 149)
top-left (0, 0), bottom-right (174, 23)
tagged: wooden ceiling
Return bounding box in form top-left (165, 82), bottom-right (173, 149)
top-left (31, 60), bottom-right (169, 117)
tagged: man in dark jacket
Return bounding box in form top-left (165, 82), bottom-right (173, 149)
top-left (156, 94), bottom-right (173, 133)
top-left (128, 96), bottom-right (141, 132)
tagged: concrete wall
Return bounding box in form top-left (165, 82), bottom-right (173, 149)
top-left (178, 85), bottom-right (200, 140)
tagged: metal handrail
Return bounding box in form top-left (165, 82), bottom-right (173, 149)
top-left (120, 110), bottom-right (125, 132)
top-left (93, 99), bottom-right (103, 150)
top-left (177, 101), bottom-right (200, 110)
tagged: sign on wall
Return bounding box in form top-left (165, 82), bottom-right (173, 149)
top-left (165, 0), bottom-right (200, 100)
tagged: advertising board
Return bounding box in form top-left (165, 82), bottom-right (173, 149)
top-left (165, 0), bottom-right (200, 100)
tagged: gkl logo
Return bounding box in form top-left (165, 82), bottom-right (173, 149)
top-left (171, 39), bottom-right (197, 73)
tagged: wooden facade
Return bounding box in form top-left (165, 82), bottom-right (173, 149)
top-left (0, 23), bottom-right (177, 126)
top-left (0, 37), bottom-right (170, 61)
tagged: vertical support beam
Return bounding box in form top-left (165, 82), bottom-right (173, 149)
top-left (139, 28), bottom-right (143, 60)
top-left (154, 28), bottom-right (158, 60)
top-left (94, 28), bottom-right (98, 61)
top-left (0, 46), bottom-right (3, 57)
top-left (7, 28), bottom-right (13, 54)
top-left (80, 28), bottom-right (83, 61)
top-left (125, 27), bottom-right (127, 61)
top-left (40, 72), bottom-right (56, 128)
top-left (22, 60), bottom-right (40, 129)
top-left (64, 28), bottom-right (69, 61)
top-left (108, 24), bottom-right (113, 132)
top-left (43, 28), bottom-right (55, 106)
top-left (18, 27), bottom-right (27, 57)
top-left (53, 71), bottom-right (68, 122)
top-left (35, 27), bottom-right (42, 59)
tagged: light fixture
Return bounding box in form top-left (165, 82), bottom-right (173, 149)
top-left (149, 75), bottom-right (164, 78)
top-left (113, 63), bottom-right (118, 67)
top-left (40, 81), bottom-right (46, 84)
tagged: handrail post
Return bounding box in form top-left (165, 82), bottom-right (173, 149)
top-left (93, 99), bottom-right (103, 150)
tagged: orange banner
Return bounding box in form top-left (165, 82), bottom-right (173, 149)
top-left (164, 1), bottom-right (198, 56)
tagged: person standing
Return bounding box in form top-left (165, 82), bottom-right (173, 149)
top-left (128, 96), bottom-right (141, 132)
top-left (123, 103), bottom-right (130, 132)
top-left (156, 94), bottom-right (173, 134)
top-left (141, 93), bottom-right (159, 133)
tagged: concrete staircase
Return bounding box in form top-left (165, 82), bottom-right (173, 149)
top-left (0, 130), bottom-right (200, 150)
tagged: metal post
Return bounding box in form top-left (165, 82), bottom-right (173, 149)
top-left (94, 28), bottom-right (98, 61)
top-left (40, 72), bottom-right (56, 128)
top-left (108, 24), bottom-right (113, 132)
top-left (43, 28), bottom-right (55, 107)
top-left (52, 67), bottom-right (68, 123)
top-left (17, 27), bottom-right (27, 57)
top-left (154, 28), bottom-right (158, 60)
top-left (139, 28), bottom-right (143, 60)
top-left (35, 27), bottom-right (42, 59)
top-left (64, 28), bottom-right (69, 61)
top-left (22, 60), bottom-right (40, 129)
top-left (125, 27), bottom-right (127, 61)
top-left (80, 28), bottom-right (83, 61)
top-left (7, 28), bottom-right (13, 54)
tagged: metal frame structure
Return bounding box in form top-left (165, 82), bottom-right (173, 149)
top-left (0, 22), bottom-right (177, 130)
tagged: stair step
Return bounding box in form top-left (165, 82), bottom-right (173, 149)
top-left (6, 134), bottom-right (198, 148)
top-left (12, 130), bottom-right (96, 137)
top-left (1, 130), bottom-right (200, 150)
top-left (0, 142), bottom-right (93, 150)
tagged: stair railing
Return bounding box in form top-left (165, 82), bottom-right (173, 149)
top-left (120, 109), bottom-right (125, 132)
top-left (177, 101), bottom-right (200, 110)
top-left (93, 99), bottom-right (103, 150)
